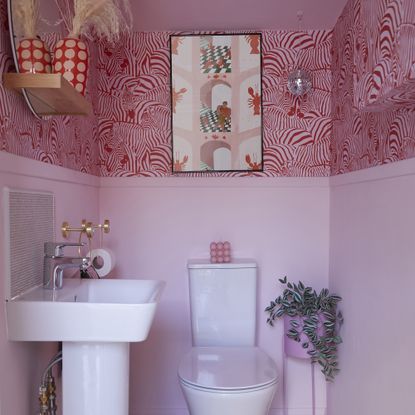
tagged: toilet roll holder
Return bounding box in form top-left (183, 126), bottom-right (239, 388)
top-left (61, 219), bottom-right (111, 266)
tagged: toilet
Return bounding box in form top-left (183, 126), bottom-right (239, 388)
top-left (178, 259), bottom-right (279, 415)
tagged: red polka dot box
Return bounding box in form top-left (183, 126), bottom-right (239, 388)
top-left (17, 38), bottom-right (52, 74)
top-left (53, 38), bottom-right (89, 96)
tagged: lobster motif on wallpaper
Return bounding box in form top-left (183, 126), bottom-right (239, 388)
top-left (245, 35), bottom-right (261, 54)
top-left (247, 86), bottom-right (261, 115)
top-left (174, 154), bottom-right (189, 172)
top-left (245, 154), bottom-right (262, 171)
top-left (172, 87), bottom-right (187, 113)
top-left (171, 37), bottom-right (184, 55)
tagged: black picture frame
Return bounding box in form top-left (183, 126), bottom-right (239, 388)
top-left (170, 33), bottom-right (264, 173)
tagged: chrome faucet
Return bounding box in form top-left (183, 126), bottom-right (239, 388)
top-left (43, 242), bottom-right (89, 290)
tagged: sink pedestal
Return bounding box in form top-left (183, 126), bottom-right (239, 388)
top-left (63, 342), bottom-right (130, 415)
top-left (6, 279), bottom-right (166, 414)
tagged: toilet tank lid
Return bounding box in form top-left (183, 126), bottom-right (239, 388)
top-left (187, 259), bottom-right (257, 269)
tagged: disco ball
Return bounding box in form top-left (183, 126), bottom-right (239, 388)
top-left (287, 69), bottom-right (312, 96)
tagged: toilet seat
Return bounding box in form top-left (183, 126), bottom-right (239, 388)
top-left (178, 346), bottom-right (278, 392)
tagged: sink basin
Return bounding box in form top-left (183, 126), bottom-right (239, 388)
top-left (6, 278), bottom-right (165, 342)
top-left (6, 277), bottom-right (165, 415)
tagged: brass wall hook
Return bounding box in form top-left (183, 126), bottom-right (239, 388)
top-left (61, 219), bottom-right (110, 239)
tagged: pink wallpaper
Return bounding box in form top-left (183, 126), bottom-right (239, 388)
top-left (331, 0), bottom-right (415, 175)
top-left (0, 1), bottom-right (100, 175)
top-left (97, 31), bottom-right (333, 177)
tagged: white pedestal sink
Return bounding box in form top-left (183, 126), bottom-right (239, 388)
top-left (6, 278), bottom-right (165, 415)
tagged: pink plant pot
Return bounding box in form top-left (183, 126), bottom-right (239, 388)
top-left (53, 37), bottom-right (88, 95)
top-left (17, 38), bottom-right (52, 74)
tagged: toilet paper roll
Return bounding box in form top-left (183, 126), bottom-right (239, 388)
top-left (88, 248), bottom-right (116, 278)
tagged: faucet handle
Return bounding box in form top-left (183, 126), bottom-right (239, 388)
top-left (44, 242), bottom-right (85, 257)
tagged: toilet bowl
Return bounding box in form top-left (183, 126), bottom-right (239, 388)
top-left (178, 260), bottom-right (279, 415)
top-left (178, 347), bottom-right (278, 415)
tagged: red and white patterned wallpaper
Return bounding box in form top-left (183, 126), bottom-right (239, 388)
top-left (0, 0), bottom-right (100, 174)
top-left (97, 31), bottom-right (333, 177)
top-left (353, 0), bottom-right (415, 111)
top-left (331, 0), bottom-right (415, 175)
top-left (1, 0), bottom-right (414, 177)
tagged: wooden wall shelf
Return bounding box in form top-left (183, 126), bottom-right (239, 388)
top-left (3, 73), bottom-right (92, 116)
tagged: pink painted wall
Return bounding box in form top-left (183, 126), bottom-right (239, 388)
top-left (0, 0), bottom-right (100, 175)
top-left (328, 158), bottom-right (415, 414)
top-left (97, 30), bottom-right (332, 177)
top-left (0, 151), bottom-right (100, 415)
top-left (331, 0), bottom-right (415, 175)
top-left (99, 176), bottom-right (330, 415)
top-left (128, 0), bottom-right (349, 32)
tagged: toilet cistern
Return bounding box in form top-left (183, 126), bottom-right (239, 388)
top-left (43, 242), bottom-right (89, 289)
top-left (178, 259), bottom-right (279, 415)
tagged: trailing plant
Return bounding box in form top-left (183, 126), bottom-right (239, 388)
top-left (265, 276), bottom-right (343, 381)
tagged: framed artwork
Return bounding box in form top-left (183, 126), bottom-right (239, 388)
top-left (170, 33), bottom-right (263, 173)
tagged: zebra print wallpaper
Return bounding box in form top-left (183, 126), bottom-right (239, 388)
top-left (331, 0), bottom-right (415, 175)
top-left (97, 31), bottom-right (333, 177)
top-left (1, 0), bottom-right (414, 177)
top-left (0, 1), bottom-right (100, 175)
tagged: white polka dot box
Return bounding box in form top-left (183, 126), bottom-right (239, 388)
top-left (53, 38), bottom-right (89, 96)
top-left (17, 38), bottom-right (52, 74)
